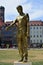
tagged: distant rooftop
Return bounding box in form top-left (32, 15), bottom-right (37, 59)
top-left (29, 20), bottom-right (43, 26)
top-left (0, 20), bottom-right (43, 27)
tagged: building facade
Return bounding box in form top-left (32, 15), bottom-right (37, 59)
top-left (30, 21), bottom-right (43, 47)
top-left (0, 21), bottom-right (17, 48)
top-left (0, 18), bottom-right (43, 48)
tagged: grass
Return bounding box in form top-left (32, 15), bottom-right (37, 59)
top-left (0, 48), bottom-right (43, 65)
top-left (0, 62), bottom-right (13, 65)
top-left (32, 61), bottom-right (43, 65)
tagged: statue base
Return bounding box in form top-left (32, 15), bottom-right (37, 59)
top-left (14, 61), bottom-right (32, 65)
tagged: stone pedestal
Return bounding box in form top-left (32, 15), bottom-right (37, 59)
top-left (14, 61), bottom-right (32, 65)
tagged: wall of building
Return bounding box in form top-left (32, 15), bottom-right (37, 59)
top-left (0, 20), bottom-right (43, 48)
top-left (30, 26), bottom-right (43, 44)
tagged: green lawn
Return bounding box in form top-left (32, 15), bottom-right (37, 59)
top-left (0, 62), bottom-right (13, 65)
top-left (32, 61), bottom-right (43, 65)
top-left (0, 49), bottom-right (43, 65)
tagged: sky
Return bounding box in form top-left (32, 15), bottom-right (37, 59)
top-left (0, 0), bottom-right (43, 22)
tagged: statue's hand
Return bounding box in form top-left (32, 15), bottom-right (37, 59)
top-left (5, 27), bottom-right (9, 30)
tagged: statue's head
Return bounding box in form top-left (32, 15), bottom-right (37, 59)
top-left (16, 5), bottom-right (23, 14)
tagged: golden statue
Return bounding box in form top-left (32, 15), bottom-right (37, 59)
top-left (6, 5), bottom-right (30, 62)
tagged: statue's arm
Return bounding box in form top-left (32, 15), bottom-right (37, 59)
top-left (6, 19), bottom-right (18, 30)
top-left (26, 14), bottom-right (30, 37)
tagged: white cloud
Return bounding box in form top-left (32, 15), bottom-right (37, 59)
top-left (0, 0), bottom-right (43, 21)
top-left (30, 10), bottom-right (43, 20)
top-left (22, 2), bottom-right (32, 13)
top-left (4, 0), bottom-right (32, 21)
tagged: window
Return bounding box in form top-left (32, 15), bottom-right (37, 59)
top-left (37, 35), bottom-right (38, 37)
top-left (37, 24), bottom-right (39, 26)
top-left (37, 27), bottom-right (38, 29)
top-left (31, 35), bottom-right (32, 37)
top-left (34, 35), bottom-right (35, 37)
top-left (34, 40), bottom-right (35, 43)
top-left (34, 24), bottom-right (36, 26)
top-left (30, 40), bottom-right (32, 43)
top-left (40, 35), bottom-right (42, 37)
top-left (33, 27), bottom-right (35, 29)
top-left (40, 40), bottom-right (42, 43)
top-left (40, 27), bottom-right (41, 29)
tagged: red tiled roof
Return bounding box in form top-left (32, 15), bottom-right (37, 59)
top-left (5, 21), bottom-right (13, 25)
top-left (29, 20), bottom-right (43, 26)
top-left (41, 22), bottom-right (43, 26)
top-left (5, 20), bottom-right (43, 26)
top-left (0, 20), bottom-right (43, 26)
